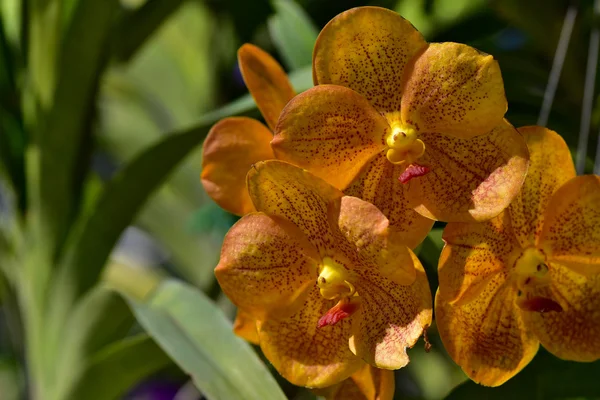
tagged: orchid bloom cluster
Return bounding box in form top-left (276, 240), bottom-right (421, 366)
top-left (201, 5), bottom-right (600, 396)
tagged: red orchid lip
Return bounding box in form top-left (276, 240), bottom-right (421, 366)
top-left (518, 296), bottom-right (563, 313)
top-left (398, 164), bottom-right (430, 184)
top-left (318, 299), bottom-right (361, 328)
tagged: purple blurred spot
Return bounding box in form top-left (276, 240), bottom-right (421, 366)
top-left (233, 63), bottom-right (246, 89)
top-left (128, 380), bottom-right (181, 400)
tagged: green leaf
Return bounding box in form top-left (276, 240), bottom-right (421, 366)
top-left (54, 286), bottom-right (135, 399)
top-left (0, 359), bottom-right (21, 400)
top-left (137, 190), bottom-right (220, 290)
top-left (267, 0), bottom-right (318, 69)
top-left (446, 350), bottom-right (600, 400)
top-left (53, 121), bottom-right (212, 312)
top-left (111, 0), bottom-right (186, 62)
top-left (53, 60), bottom-right (313, 305)
top-left (32, 0), bottom-right (119, 256)
top-left (131, 279), bottom-right (287, 400)
top-left (64, 335), bottom-right (172, 400)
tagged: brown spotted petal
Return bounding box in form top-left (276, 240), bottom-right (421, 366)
top-left (540, 175), bottom-right (600, 276)
top-left (257, 286), bottom-right (364, 388)
top-left (343, 154), bottom-right (434, 249)
top-left (401, 42), bottom-right (506, 139)
top-left (215, 212), bottom-right (319, 320)
top-left (247, 160), bottom-right (344, 253)
top-left (272, 85), bottom-right (389, 191)
top-left (439, 211), bottom-right (520, 304)
top-left (337, 196), bottom-right (417, 285)
top-left (508, 126), bottom-right (576, 248)
top-left (349, 253), bottom-right (432, 369)
top-left (522, 262), bottom-right (600, 362)
top-left (313, 6), bottom-right (427, 114)
top-left (318, 364), bottom-right (395, 400)
top-left (435, 274), bottom-right (540, 387)
top-left (405, 120), bottom-right (529, 222)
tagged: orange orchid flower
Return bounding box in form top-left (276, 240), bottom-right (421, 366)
top-left (272, 6), bottom-right (529, 223)
top-left (435, 126), bottom-right (600, 386)
top-left (201, 40), bottom-right (433, 248)
top-left (316, 364), bottom-right (395, 400)
top-left (201, 43), bottom-right (294, 216)
top-left (234, 311), bottom-right (394, 399)
top-left (215, 160), bottom-right (432, 387)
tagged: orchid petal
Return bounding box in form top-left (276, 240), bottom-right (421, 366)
top-left (272, 85), bottom-right (388, 190)
top-left (313, 6), bottom-right (427, 114)
top-left (401, 43), bottom-right (506, 139)
top-left (238, 43), bottom-right (295, 130)
top-left (201, 117), bottom-right (274, 216)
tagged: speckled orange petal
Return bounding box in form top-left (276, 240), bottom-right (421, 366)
top-left (401, 43), bottom-right (507, 139)
top-left (321, 364), bottom-right (395, 400)
top-left (201, 117), bottom-right (274, 216)
top-left (343, 154), bottom-right (434, 249)
top-left (349, 364), bottom-right (394, 400)
top-left (313, 6), bottom-right (427, 114)
top-left (272, 85), bottom-right (388, 190)
top-left (439, 211), bottom-right (520, 304)
top-left (406, 120), bottom-right (529, 222)
top-left (233, 309), bottom-right (259, 345)
top-left (350, 253), bottom-right (432, 369)
top-left (257, 286), bottom-right (364, 388)
top-left (522, 262), bottom-right (600, 361)
top-left (215, 212), bottom-right (319, 320)
top-left (247, 160), bottom-right (344, 252)
top-left (238, 43), bottom-right (295, 131)
top-left (435, 275), bottom-right (540, 387)
top-left (337, 196), bottom-right (416, 285)
top-left (540, 175), bottom-right (600, 276)
top-left (508, 126), bottom-right (575, 248)
top-left (401, 43), bottom-right (506, 139)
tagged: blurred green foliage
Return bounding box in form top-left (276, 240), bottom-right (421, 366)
top-left (0, 0), bottom-right (599, 399)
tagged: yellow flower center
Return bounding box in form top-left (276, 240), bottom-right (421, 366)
top-left (513, 247), bottom-right (549, 291)
top-left (317, 257), bottom-right (355, 300)
top-left (512, 247), bottom-right (562, 313)
top-left (384, 123), bottom-right (425, 165)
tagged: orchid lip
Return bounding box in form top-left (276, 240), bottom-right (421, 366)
top-left (512, 247), bottom-right (561, 313)
top-left (513, 247), bottom-right (549, 289)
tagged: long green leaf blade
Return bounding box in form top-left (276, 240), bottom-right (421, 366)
top-left (54, 62), bottom-right (312, 307)
top-left (64, 335), bottom-right (172, 400)
top-left (54, 287), bottom-right (135, 399)
top-left (267, 0), bottom-right (318, 69)
top-left (54, 121), bottom-right (211, 308)
top-left (131, 279), bottom-right (286, 400)
top-left (33, 0), bottom-right (119, 256)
